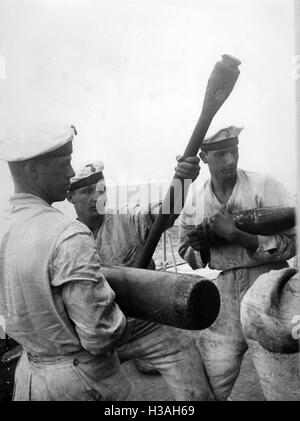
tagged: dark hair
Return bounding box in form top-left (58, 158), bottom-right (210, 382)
top-left (8, 156), bottom-right (53, 180)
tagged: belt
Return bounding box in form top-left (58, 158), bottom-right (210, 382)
top-left (26, 349), bottom-right (94, 366)
top-left (25, 349), bottom-right (121, 379)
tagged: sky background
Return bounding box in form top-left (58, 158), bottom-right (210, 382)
top-left (0, 0), bottom-right (297, 214)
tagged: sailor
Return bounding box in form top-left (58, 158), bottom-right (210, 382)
top-left (67, 156), bottom-right (211, 400)
top-left (178, 125), bottom-right (299, 400)
top-left (0, 123), bottom-right (139, 401)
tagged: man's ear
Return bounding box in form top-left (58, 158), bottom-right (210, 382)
top-left (199, 151), bottom-right (208, 164)
top-left (26, 161), bottom-right (39, 180)
top-left (67, 191), bottom-right (75, 204)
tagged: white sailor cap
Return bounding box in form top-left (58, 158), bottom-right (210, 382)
top-left (0, 122), bottom-right (77, 162)
top-left (69, 161), bottom-right (105, 191)
top-left (201, 126), bottom-right (243, 152)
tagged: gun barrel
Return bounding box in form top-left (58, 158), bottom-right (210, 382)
top-left (101, 266), bottom-right (220, 330)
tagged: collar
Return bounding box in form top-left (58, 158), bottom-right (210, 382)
top-left (9, 193), bottom-right (51, 207)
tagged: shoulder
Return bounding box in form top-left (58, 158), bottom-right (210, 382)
top-left (238, 170), bottom-right (294, 204)
top-left (120, 202), bottom-right (150, 218)
top-left (106, 203), bottom-right (139, 217)
top-left (29, 205), bottom-right (84, 241)
top-left (56, 219), bottom-right (95, 246)
top-left (50, 207), bottom-right (89, 232)
top-left (238, 169), bottom-right (276, 187)
top-left (101, 208), bottom-right (125, 228)
top-left (39, 203), bottom-right (76, 226)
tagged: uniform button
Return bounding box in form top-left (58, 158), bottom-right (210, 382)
top-left (73, 359), bottom-right (79, 366)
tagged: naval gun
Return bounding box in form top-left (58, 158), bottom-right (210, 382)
top-left (102, 266), bottom-right (220, 331)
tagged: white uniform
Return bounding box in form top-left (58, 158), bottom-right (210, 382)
top-left (179, 169), bottom-right (299, 400)
top-left (0, 194), bottom-right (138, 400)
top-left (96, 203), bottom-right (158, 269)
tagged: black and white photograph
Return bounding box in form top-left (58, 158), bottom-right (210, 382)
top-left (0, 0), bottom-right (299, 404)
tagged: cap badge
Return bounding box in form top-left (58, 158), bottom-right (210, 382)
top-left (86, 163), bottom-right (96, 173)
top-left (224, 128), bottom-right (231, 138)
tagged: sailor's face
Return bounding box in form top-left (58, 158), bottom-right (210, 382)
top-left (71, 180), bottom-right (107, 221)
top-left (94, 180), bottom-right (107, 215)
top-left (204, 147), bottom-right (239, 179)
top-left (36, 155), bottom-right (75, 202)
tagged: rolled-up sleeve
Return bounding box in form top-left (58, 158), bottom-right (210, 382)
top-left (50, 221), bottom-right (126, 355)
top-left (252, 176), bottom-right (296, 263)
top-left (61, 279), bottom-right (126, 355)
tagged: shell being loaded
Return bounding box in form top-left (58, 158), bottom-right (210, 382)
top-left (101, 266), bottom-right (220, 331)
top-left (232, 206), bottom-right (296, 235)
top-left (196, 206), bottom-right (296, 248)
top-left (241, 267), bottom-right (300, 354)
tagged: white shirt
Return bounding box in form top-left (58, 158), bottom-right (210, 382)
top-left (179, 169), bottom-right (296, 271)
top-left (0, 193), bottom-right (125, 365)
top-left (96, 203), bottom-right (160, 269)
